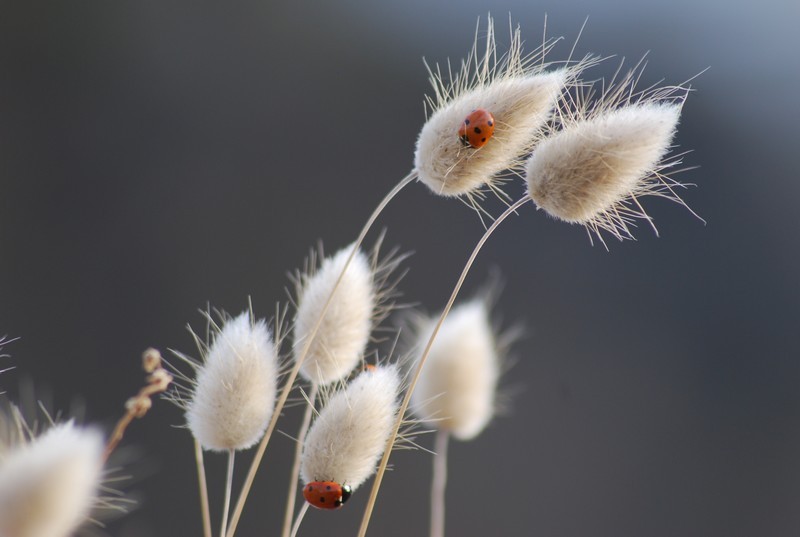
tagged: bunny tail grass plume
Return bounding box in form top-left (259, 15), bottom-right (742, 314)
top-left (177, 310), bottom-right (279, 451)
top-left (414, 16), bottom-right (588, 203)
top-left (526, 69), bottom-right (699, 243)
top-left (301, 365), bottom-right (401, 491)
top-left (293, 244), bottom-right (385, 386)
top-left (410, 298), bottom-right (500, 440)
top-left (0, 420), bottom-right (103, 537)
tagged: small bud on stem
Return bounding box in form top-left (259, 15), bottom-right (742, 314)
top-left (104, 349), bottom-right (173, 461)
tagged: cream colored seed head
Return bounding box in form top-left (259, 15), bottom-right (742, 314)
top-left (527, 103), bottom-right (680, 224)
top-left (294, 245), bottom-right (375, 386)
top-left (412, 16), bottom-right (589, 204)
top-left (186, 311), bottom-right (278, 451)
top-left (0, 422), bottom-right (103, 537)
top-left (410, 299), bottom-right (499, 441)
top-left (415, 70), bottom-right (567, 198)
top-left (300, 365), bottom-right (401, 490)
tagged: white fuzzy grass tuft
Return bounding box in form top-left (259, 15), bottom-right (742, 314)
top-left (292, 245), bottom-right (373, 385)
top-left (526, 65), bottom-right (699, 244)
top-left (292, 241), bottom-right (405, 386)
top-left (414, 16), bottom-right (590, 211)
top-left (409, 299), bottom-right (500, 441)
top-left (300, 365), bottom-right (401, 490)
top-left (176, 310), bottom-right (279, 452)
top-left (0, 421), bottom-right (103, 537)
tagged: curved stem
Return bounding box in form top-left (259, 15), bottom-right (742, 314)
top-left (357, 195), bottom-right (531, 537)
top-left (281, 383), bottom-right (319, 537)
top-left (194, 439), bottom-right (213, 537)
top-left (225, 170), bottom-right (417, 537)
top-left (220, 449), bottom-right (235, 537)
top-left (430, 430), bottom-right (449, 537)
top-left (289, 502), bottom-right (310, 537)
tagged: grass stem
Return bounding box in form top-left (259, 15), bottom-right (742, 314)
top-left (430, 429), bottom-right (449, 537)
top-left (224, 171), bottom-right (416, 537)
top-left (281, 383), bottom-right (319, 537)
top-left (289, 502), bottom-right (310, 537)
top-left (220, 449), bottom-right (235, 537)
top-left (194, 439), bottom-right (213, 537)
top-left (357, 195), bottom-right (530, 537)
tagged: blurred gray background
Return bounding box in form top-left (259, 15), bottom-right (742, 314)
top-left (1, 0), bottom-right (799, 536)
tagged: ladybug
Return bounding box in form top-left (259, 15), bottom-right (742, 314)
top-left (458, 108), bottom-right (495, 148)
top-left (303, 480), bottom-right (352, 510)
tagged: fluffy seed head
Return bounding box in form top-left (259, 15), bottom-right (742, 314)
top-left (0, 421), bottom-right (103, 537)
top-left (410, 299), bottom-right (500, 441)
top-left (293, 245), bottom-right (376, 386)
top-left (526, 67), bottom-right (697, 243)
top-left (300, 365), bottom-right (401, 490)
top-left (414, 18), bottom-right (581, 202)
top-left (527, 104), bottom-right (679, 229)
top-left (184, 311), bottom-right (279, 451)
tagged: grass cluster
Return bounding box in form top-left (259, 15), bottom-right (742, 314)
top-left (0, 16), bottom-right (700, 537)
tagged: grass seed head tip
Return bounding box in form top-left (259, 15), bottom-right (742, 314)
top-left (294, 245), bottom-right (376, 386)
top-left (526, 102), bottom-right (684, 240)
top-left (410, 299), bottom-right (500, 441)
top-left (414, 19), bottom-right (569, 199)
top-left (0, 421), bottom-right (104, 537)
top-left (300, 365), bottom-right (401, 491)
top-left (185, 311), bottom-right (278, 451)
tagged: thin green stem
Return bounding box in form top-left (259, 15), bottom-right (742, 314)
top-left (281, 383), bottom-right (319, 537)
top-left (357, 195), bottom-right (530, 537)
top-left (430, 429), bottom-right (449, 537)
top-left (224, 171), bottom-right (417, 537)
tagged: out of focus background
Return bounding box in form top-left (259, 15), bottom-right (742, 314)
top-left (1, 1), bottom-right (798, 536)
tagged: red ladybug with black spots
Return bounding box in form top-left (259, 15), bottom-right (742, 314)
top-left (303, 480), bottom-right (352, 510)
top-left (458, 108), bottom-right (495, 148)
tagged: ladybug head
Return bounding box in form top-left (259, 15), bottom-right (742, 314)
top-left (340, 484), bottom-right (352, 505)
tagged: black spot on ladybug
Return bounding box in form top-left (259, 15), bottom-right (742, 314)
top-left (474, 127), bottom-right (482, 134)
top-left (319, 497), bottom-right (325, 503)
top-left (307, 485), bottom-right (313, 491)
top-left (487, 120), bottom-right (493, 126)
top-left (326, 485), bottom-right (332, 490)
top-left (464, 118), bottom-right (470, 125)
top-left (481, 138), bottom-right (486, 142)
